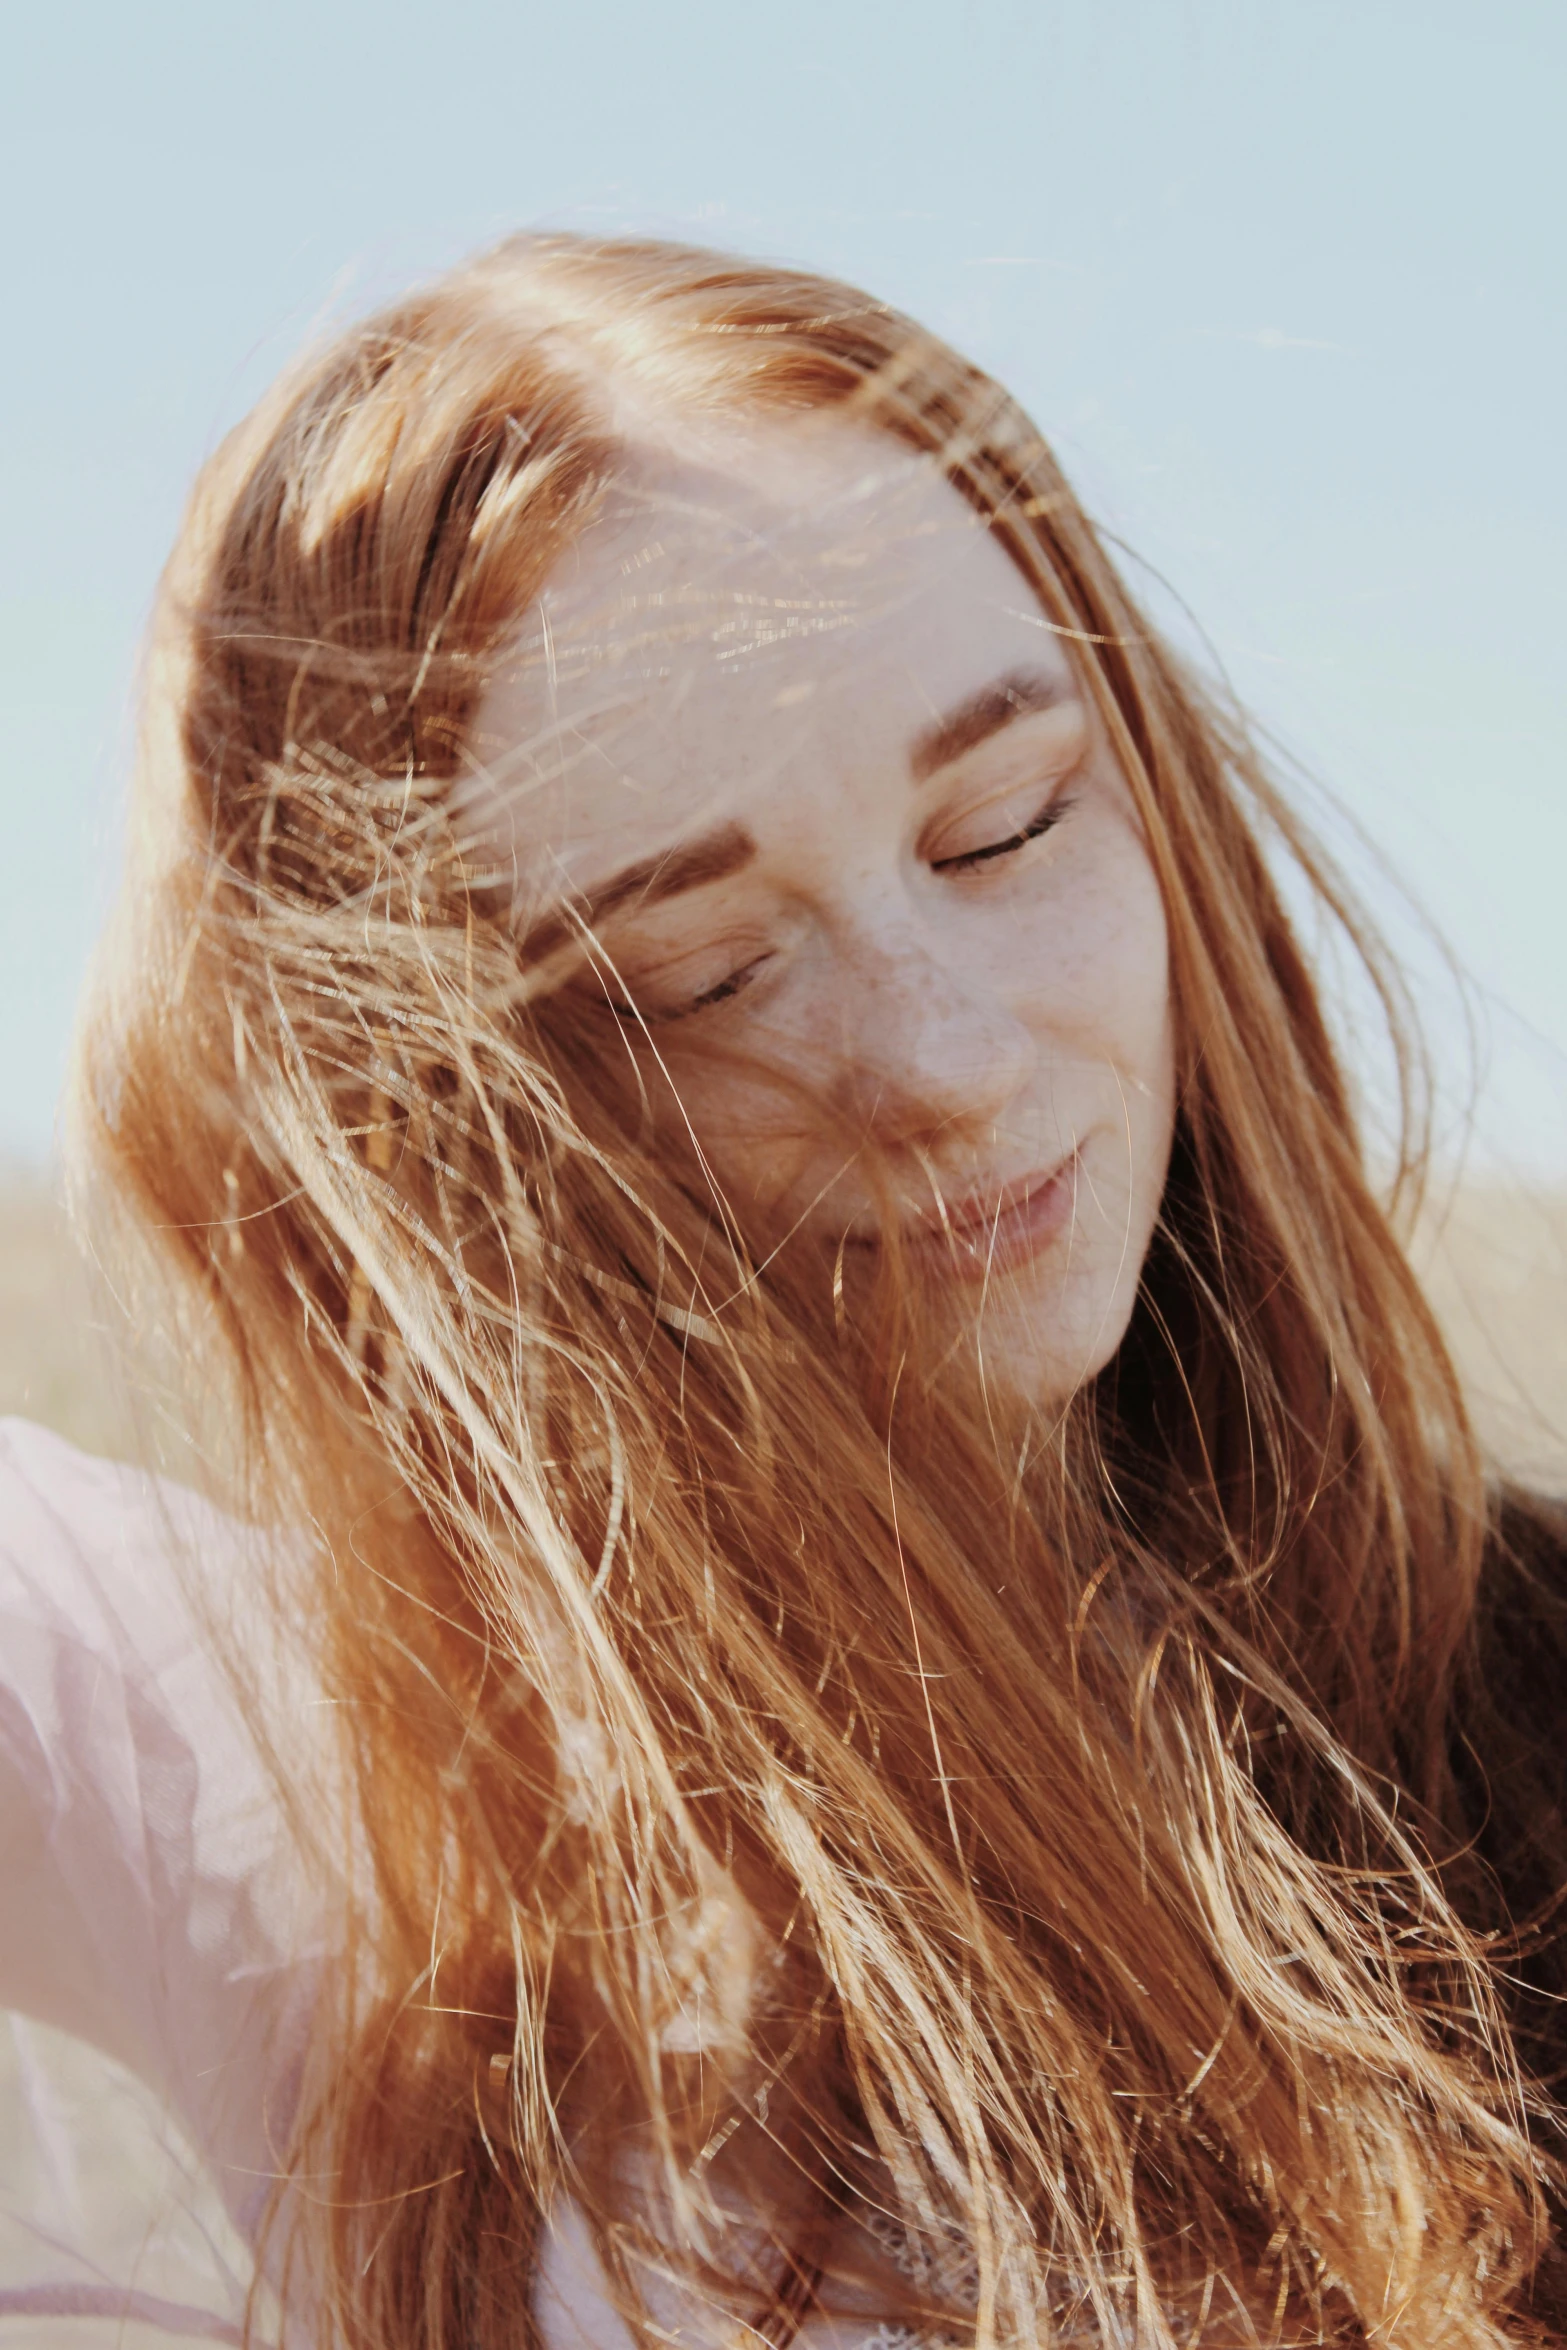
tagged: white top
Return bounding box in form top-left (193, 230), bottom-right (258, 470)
top-left (0, 1420), bottom-right (936, 2350)
top-left (0, 1416), bottom-right (322, 2340)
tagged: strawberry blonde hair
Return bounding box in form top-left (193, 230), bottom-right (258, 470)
top-left (71, 235), bottom-right (1554, 2348)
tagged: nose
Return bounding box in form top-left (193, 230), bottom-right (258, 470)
top-left (833, 921), bottom-right (1036, 1151)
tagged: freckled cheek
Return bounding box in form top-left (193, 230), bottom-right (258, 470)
top-left (1011, 853), bottom-right (1171, 1071)
top-left (646, 1038), bottom-right (835, 1211)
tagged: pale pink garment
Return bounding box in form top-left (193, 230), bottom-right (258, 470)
top-left (0, 1418), bottom-right (939, 2350)
top-left (0, 1416), bottom-right (321, 2340)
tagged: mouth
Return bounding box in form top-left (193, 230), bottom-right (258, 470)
top-left (848, 1153), bottom-right (1081, 1283)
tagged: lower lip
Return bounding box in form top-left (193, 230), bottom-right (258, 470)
top-left (917, 1157), bottom-right (1078, 1283)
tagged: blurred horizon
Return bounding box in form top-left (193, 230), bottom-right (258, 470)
top-left (3, 0), bottom-right (1564, 1169)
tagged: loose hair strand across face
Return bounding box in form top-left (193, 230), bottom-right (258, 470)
top-left (71, 233), bottom-right (1554, 2350)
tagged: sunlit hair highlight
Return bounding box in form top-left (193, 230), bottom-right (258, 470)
top-left (71, 233), bottom-right (1555, 2349)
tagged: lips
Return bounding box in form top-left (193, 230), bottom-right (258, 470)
top-left (847, 1153), bottom-right (1080, 1282)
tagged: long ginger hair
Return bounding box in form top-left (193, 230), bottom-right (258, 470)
top-left (70, 234), bottom-right (1558, 2348)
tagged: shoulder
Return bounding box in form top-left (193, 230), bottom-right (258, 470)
top-left (1449, 1490), bottom-right (1567, 2088)
top-left (1455, 1485), bottom-right (1567, 1805)
top-left (0, 1416), bottom-right (280, 1776)
top-left (1460, 1487), bottom-right (1567, 1891)
top-left (0, 1422), bottom-right (334, 2232)
top-left (0, 1414), bottom-right (240, 1623)
top-left (1470, 1487), bottom-right (1567, 1705)
top-left (0, 1414), bottom-right (318, 1848)
top-left (0, 1408), bottom-right (269, 1803)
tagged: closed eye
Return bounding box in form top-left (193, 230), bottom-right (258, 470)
top-left (930, 797), bottom-right (1072, 875)
top-left (681, 958), bottom-right (769, 1016)
top-left (610, 952), bottom-right (772, 1027)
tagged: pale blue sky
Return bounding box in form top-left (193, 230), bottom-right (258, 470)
top-left (3, 0), bottom-right (1563, 1166)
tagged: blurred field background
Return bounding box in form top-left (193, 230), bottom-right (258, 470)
top-left (0, 1175), bottom-right (135, 1463)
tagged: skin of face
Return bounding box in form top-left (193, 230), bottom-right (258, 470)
top-left (465, 418), bottom-right (1178, 1409)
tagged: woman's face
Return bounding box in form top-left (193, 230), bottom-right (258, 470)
top-left (469, 419), bottom-right (1177, 1407)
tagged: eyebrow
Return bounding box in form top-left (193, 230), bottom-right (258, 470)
top-left (908, 666), bottom-right (1072, 783)
top-left (517, 665), bottom-right (1070, 964)
top-left (519, 820), bottom-right (756, 960)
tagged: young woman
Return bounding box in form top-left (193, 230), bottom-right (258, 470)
top-left (3, 233), bottom-right (1565, 2350)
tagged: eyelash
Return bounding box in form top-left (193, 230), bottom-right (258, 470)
top-left (609, 954), bottom-right (769, 1028)
top-left (930, 792), bottom-right (1074, 875)
top-left (682, 961), bottom-right (766, 1016)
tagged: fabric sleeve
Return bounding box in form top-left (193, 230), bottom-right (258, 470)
top-left (0, 1416), bottom-right (322, 2236)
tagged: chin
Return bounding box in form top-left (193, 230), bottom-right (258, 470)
top-left (966, 1260), bottom-right (1142, 1414)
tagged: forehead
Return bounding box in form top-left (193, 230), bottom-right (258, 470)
top-left (467, 419), bottom-right (1075, 886)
